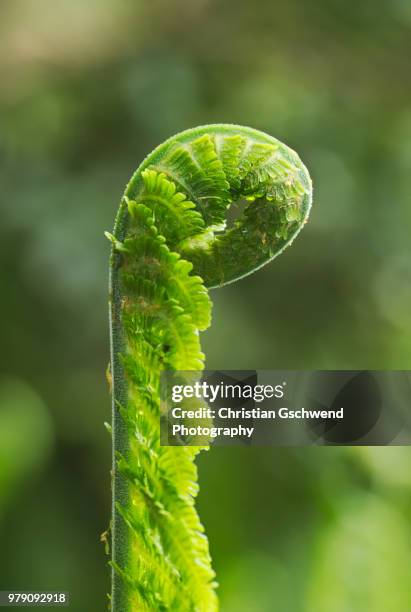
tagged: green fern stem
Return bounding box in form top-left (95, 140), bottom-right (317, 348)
top-left (107, 124), bottom-right (312, 611)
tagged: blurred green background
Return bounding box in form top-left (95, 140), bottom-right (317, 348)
top-left (1, 0), bottom-right (411, 610)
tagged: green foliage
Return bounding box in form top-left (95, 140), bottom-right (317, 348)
top-left (0, 378), bottom-right (53, 518)
top-left (108, 125), bottom-right (312, 611)
top-left (306, 495), bottom-right (411, 612)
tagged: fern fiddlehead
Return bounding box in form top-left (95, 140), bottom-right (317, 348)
top-left (107, 124), bottom-right (312, 611)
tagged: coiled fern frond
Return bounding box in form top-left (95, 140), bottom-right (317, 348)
top-left (107, 125), bottom-right (312, 611)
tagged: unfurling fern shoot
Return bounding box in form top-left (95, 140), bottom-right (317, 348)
top-left (107, 124), bottom-right (312, 611)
